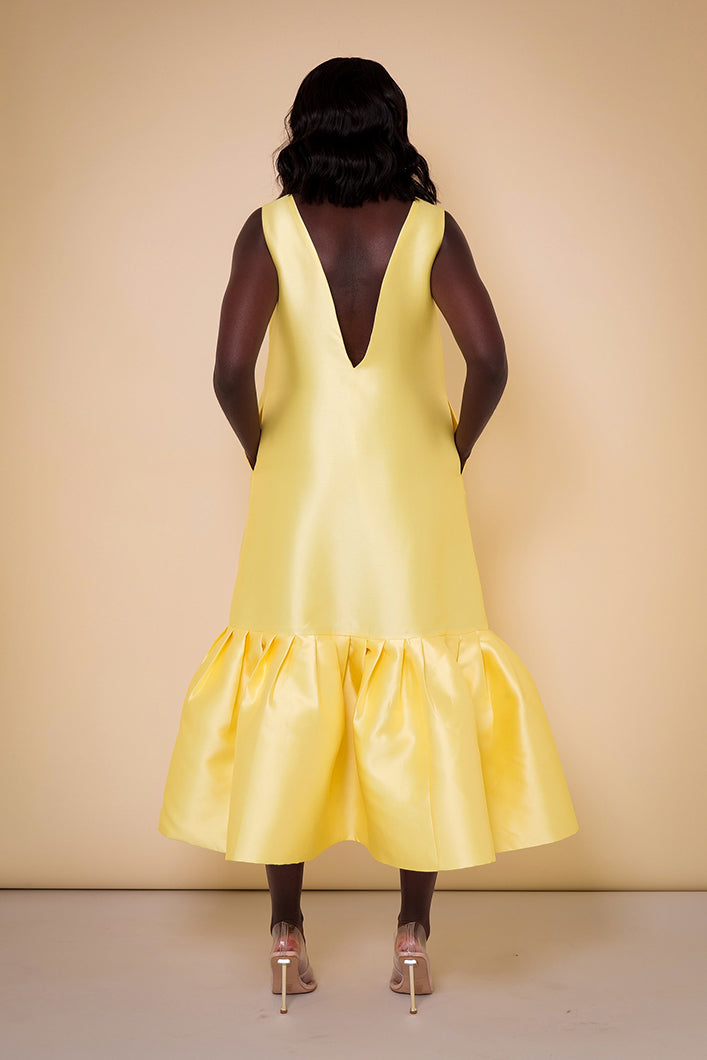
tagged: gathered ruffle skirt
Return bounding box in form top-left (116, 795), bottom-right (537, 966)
top-left (157, 624), bottom-right (579, 871)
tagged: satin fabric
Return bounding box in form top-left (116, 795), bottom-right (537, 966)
top-left (158, 193), bottom-right (579, 870)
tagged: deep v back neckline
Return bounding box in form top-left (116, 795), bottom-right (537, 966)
top-left (288, 193), bottom-right (418, 370)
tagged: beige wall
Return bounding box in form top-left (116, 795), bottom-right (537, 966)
top-left (2, 0), bottom-right (705, 889)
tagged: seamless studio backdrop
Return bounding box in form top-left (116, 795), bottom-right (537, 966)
top-left (2, 0), bottom-right (705, 890)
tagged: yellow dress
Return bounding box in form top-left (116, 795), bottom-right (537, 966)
top-left (158, 192), bottom-right (579, 870)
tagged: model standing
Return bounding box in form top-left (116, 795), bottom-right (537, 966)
top-left (159, 56), bottom-right (579, 1014)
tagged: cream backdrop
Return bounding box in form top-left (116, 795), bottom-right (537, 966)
top-left (2, 0), bottom-right (705, 889)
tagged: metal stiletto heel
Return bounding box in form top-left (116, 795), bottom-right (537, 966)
top-left (269, 921), bottom-right (317, 1013)
top-left (389, 921), bottom-right (434, 1013)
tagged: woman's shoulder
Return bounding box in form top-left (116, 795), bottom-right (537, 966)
top-left (233, 195), bottom-right (289, 242)
top-left (432, 205), bottom-right (476, 262)
top-left (224, 201), bottom-right (279, 282)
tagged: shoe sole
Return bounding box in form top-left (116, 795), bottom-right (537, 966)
top-left (389, 952), bottom-right (434, 994)
top-left (270, 952), bottom-right (318, 994)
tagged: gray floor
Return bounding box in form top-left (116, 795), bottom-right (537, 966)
top-left (0, 890), bottom-right (704, 1059)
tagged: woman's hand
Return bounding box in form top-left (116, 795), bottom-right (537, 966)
top-left (247, 438), bottom-right (260, 470)
top-left (454, 432), bottom-right (467, 475)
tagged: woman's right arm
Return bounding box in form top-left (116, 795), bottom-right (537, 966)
top-left (430, 211), bottom-right (508, 471)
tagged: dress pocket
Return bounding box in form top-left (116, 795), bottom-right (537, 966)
top-left (447, 400), bottom-right (462, 474)
top-left (447, 399), bottom-right (459, 433)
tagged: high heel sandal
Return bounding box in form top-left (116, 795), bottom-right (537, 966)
top-left (269, 921), bottom-right (317, 1013)
top-left (389, 921), bottom-right (434, 1013)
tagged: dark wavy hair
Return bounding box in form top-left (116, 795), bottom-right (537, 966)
top-left (273, 57), bottom-right (438, 207)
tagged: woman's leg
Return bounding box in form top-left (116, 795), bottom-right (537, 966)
top-left (266, 862), bottom-right (306, 940)
top-left (397, 869), bottom-right (438, 940)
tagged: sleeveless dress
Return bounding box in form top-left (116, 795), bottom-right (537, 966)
top-left (158, 193), bottom-right (579, 871)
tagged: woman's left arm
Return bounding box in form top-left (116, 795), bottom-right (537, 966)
top-left (213, 207), bottom-right (278, 468)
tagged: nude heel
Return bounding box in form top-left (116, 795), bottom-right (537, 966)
top-left (269, 921), bottom-right (317, 1013)
top-left (389, 921), bottom-right (433, 1013)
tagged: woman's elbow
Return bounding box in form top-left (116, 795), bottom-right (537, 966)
top-left (489, 344), bottom-right (508, 388)
top-left (213, 359), bottom-right (250, 396)
top-left (471, 341), bottom-right (508, 389)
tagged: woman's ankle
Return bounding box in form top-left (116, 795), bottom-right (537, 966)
top-left (270, 910), bottom-right (305, 936)
top-left (397, 914), bottom-right (430, 940)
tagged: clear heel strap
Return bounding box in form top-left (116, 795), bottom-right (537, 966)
top-left (271, 921), bottom-right (310, 976)
top-left (394, 921), bottom-right (427, 954)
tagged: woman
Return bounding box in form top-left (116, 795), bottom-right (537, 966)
top-left (158, 56), bottom-right (579, 1014)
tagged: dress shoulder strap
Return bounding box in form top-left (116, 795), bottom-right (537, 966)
top-left (261, 194), bottom-right (445, 274)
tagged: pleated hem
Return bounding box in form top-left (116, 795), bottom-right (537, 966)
top-left (158, 625), bottom-right (579, 872)
top-left (156, 823), bottom-right (580, 873)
